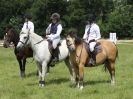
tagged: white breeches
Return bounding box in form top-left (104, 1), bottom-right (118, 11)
top-left (52, 38), bottom-right (60, 49)
top-left (89, 42), bottom-right (96, 52)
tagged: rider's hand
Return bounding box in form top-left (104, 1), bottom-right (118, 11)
top-left (46, 34), bottom-right (51, 38)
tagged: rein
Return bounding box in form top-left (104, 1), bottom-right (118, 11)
top-left (34, 39), bottom-right (44, 45)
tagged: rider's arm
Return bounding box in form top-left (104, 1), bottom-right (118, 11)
top-left (46, 24), bottom-right (51, 35)
top-left (95, 25), bottom-right (101, 40)
top-left (83, 25), bottom-right (89, 40)
top-left (22, 22), bottom-right (26, 31)
top-left (29, 21), bottom-right (34, 33)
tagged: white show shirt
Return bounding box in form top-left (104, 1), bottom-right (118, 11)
top-left (46, 23), bottom-right (62, 40)
top-left (22, 21), bottom-right (34, 33)
top-left (83, 23), bottom-right (101, 43)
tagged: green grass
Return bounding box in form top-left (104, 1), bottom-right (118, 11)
top-left (0, 44), bottom-right (133, 99)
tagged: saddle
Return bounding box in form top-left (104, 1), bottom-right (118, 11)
top-left (85, 41), bottom-right (102, 55)
top-left (85, 41), bottom-right (102, 66)
top-left (47, 40), bottom-right (61, 55)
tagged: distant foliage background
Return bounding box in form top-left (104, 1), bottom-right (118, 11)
top-left (0, 0), bottom-right (133, 39)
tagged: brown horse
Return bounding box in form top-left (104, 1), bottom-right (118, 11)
top-left (66, 31), bottom-right (118, 90)
top-left (3, 25), bottom-right (33, 78)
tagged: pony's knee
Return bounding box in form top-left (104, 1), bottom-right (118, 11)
top-left (89, 42), bottom-right (96, 52)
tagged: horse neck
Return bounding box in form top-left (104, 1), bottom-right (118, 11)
top-left (29, 32), bottom-right (44, 50)
top-left (75, 41), bottom-right (84, 50)
top-left (69, 42), bottom-right (83, 55)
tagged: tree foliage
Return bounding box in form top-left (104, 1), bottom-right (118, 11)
top-left (0, 0), bottom-right (133, 39)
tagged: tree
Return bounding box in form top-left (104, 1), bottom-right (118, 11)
top-left (105, 5), bottom-right (133, 38)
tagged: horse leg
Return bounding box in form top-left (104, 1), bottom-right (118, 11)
top-left (21, 58), bottom-right (26, 77)
top-left (36, 61), bottom-right (42, 86)
top-left (17, 57), bottom-right (24, 78)
top-left (106, 61), bottom-right (115, 85)
top-left (78, 63), bottom-right (84, 90)
top-left (72, 64), bottom-right (79, 87)
top-left (40, 61), bottom-right (48, 87)
top-left (46, 65), bottom-right (50, 73)
top-left (64, 59), bottom-right (75, 82)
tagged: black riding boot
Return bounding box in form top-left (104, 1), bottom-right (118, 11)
top-left (52, 47), bottom-right (59, 62)
top-left (89, 51), bottom-right (96, 65)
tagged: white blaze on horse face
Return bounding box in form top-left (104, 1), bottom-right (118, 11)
top-left (17, 32), bottom-right (29, 49)
top-left (66, 36), bottom-right (76, 52)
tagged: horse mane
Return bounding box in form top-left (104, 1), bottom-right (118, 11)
top-left (30, 32), bottom-right (43, 40)
top-left (67, 31), bottom-right (83, 45)
top-left (6, 25), bottom-right (17, 35)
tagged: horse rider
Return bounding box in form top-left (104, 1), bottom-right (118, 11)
top-left (20, 13), bottom-right (34, 56)
top-left (83, 14), bottom-right (101, 65)
top-left (45, 13), bottom-right (63, 62)
top-left (22, 13), bottom-right (34, 33)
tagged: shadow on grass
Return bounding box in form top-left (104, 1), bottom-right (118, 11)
top-left (69, 80), bottom-right (110, 88)
top-left (26, 71), bottom-right (37, 78)
top-left (46, 78), bottom-right (69, 85)
top-left (84, 80), bottom-right (110, 86)
top-left (26, 82), bottom-right (38, 86)
top-left (26, 78), bottom-right (69, 86)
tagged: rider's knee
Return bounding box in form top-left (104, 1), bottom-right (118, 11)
top-left (90, 47), bottom-right (94, 52)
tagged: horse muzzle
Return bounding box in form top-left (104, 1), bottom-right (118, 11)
top-left (16, 42), bottom-right (24, 51)
top-left (68, 47), bottom-right (75, 52)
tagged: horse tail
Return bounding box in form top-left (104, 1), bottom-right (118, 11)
top-left (114, 43), bottom-right (119, 59)
top-left (116, 47), bottom-right (119, 59)
top-left (112, 42), bottom-right (119, 59)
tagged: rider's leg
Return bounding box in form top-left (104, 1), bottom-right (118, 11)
top-left (89, 42), bottom-right (96, 65)
top-left (52, 38), bottom-right (60, 62)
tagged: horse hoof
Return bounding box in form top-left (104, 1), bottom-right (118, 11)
top-left (39, 81), bottom-right (45, 87)
top-left (70, 78), bottom-right (75, 83)
top-left (111, 79), bottom-right (115, 85)
top-left (20, 72), bottom-right (25, 78)
top-left (111, 82), bottom-right (115, 86)
top-left (76, 83), bottom-right (80, 88)
top-left (79, 86), bottom-right (83, 90)
top-left (39, 84), bottom-right (45, 87)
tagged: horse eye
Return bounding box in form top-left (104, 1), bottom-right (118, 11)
top-left (24, 37), bottom-right (27, 39)
top-left (66, 40), bottom-right (69, 42)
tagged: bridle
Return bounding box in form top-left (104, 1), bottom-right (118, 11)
top-left (67, 42), bottom-right (74, 47)
top-left (18, 31), bottom-right (44, 47)
top-left (18, 32), bottom-right (30, 47)
top-left (66, 37), bottom-right (84, 64)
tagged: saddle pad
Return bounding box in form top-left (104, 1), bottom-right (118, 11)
top-left (84, 42), bottom-right (102, 55)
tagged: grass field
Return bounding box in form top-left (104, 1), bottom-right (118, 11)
top-left (0, 44), bottom-right (133, 99)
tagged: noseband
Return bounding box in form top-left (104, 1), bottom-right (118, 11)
top-left (67, 43), bottom-right (73, 47)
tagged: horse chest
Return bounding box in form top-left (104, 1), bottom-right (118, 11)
top-left (33, 50), bottom-right (51, 63)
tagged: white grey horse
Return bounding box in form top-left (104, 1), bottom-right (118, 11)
top-left (17, 29), bottom-right (75, 87)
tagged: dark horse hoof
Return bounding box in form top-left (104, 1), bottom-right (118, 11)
top-left (39, 81), bottom-right (45, 87)
top-left (20, 71), bottom-right (25, 78)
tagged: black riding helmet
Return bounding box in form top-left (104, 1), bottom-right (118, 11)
top-left (88, 14), bottom-right (96, 24)
top-left (50, 13), bottom-right (60, 21)
top-left (24, 13), bottom-right (32, 20)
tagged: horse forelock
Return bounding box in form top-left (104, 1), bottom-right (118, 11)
top-left (67, 31), bottom-right (77, 38)
top-left (67, 31), bottom-right (82, 45)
